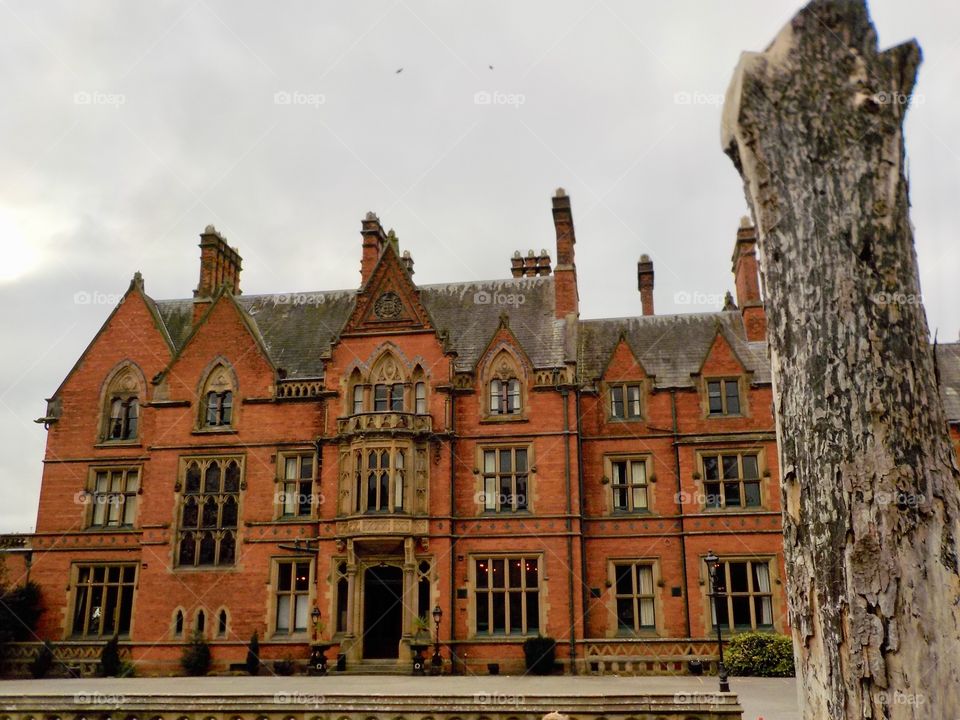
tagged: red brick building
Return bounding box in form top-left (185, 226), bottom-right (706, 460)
top-left (5, 189), bottom-right (959, 675)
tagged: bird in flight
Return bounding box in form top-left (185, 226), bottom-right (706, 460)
top-left (488, 65), bottom-right (494, 70)
top-left (395, 68), bottom-right (404, 74)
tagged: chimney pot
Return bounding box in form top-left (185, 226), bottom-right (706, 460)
top-left (731, 219), bottom-right (766, 341)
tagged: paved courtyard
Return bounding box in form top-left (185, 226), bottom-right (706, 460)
top-left (0, 675), bottom-right (798, 720)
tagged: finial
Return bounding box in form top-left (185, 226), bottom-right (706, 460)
top-left (554, 187), bottom-right (566, 198)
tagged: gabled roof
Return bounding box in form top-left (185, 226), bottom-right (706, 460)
top-left (578, 311), bottom-right (771, 389)
top-left (419, 276), bottom-right (565, 372)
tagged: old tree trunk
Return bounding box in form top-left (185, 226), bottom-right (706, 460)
top-left (722, 1), bottom-right (960, 718)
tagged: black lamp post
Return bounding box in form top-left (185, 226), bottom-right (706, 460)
top-left (431, 604), bottom-right (443, 674)
top-left (704, 550), bottom-right (730, 693)
top-left (309, 607), bottom-right (328, 675)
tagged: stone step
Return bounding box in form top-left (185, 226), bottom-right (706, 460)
top-left (337, 659), bottom-right (410, 675)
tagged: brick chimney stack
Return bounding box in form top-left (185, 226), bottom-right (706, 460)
top-left (194, 225), bottom-right (241, 323)
top-left (401, 250), bottom-right (415, 276)
top-left (637, 254), bottom-right (655, 316)
top-left (732, 216), bottom-right (767, 341)
top-left (551, 188), bottom-right (579, 319)
top-left (511, 249), bottom-right (552, 278)
top-left (360, 211), bottom-right (387, 286)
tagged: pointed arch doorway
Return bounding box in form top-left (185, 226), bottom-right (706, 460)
top-left (362, 564), bottom-right (404, 659)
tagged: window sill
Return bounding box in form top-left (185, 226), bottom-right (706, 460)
top-left (479, 415), bottom-right (528, 425)
top-left (172, 564), bottom-right (239, 573)
top-left (702, 506), bottom-right (765, 513)
top-left (606, 417), bottom-right (645, 424)
top-left (191, 427), bottom-right (238, 435)
top-left (705, 413), bottom-right (746, 420)
top-left (94, 440), bottom-right (142, 448)
top-left (616, 628), bottom-right (659, 638)
top-left (468, 633), bottom-right (543, 642)
top-left (611, 509), bottom-right (654, 516)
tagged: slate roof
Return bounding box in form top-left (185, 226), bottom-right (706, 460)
top-left (937, 343), bottom-right (960, 424)
top-left (149, 285), bottom-right (960, 424)
top-left (578, 311), bottom-right (770, 389)
top-left (419, 276), bottom-right (566, 372)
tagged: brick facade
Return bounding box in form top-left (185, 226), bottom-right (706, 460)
top-left (6, 189), bottom-right (960, 675)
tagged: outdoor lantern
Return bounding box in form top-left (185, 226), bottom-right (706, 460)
top-left (704, 549), bottom-right (730, 693)
top-left (431, 605), bottom-right (443, 674)
top-left (311, 606), bottom-right (321, 625)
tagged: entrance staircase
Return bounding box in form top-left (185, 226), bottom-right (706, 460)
top-left (339, 658), bottom-right (409, 675)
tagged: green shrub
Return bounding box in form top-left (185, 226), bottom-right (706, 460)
top-left (29, 641), bottom-right (55, 679)
top-left (522, 635), bottom-right (556, 675)
top-left (180, 631), bottom-right (211, 676)
top-left (0, 581), bottom-right (43, 643)
top-left (245, 632), bottom-right (260, 676)
top-left (99, 635), bottom-right (121, 677)
top-left (725, 632), bottom-right (795, 677)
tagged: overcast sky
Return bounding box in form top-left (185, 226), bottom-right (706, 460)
top-left (1, 1), bottom-right (957, 533)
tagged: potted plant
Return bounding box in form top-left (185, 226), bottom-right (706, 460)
top-left (522, 635), bottom-right (557, 675)
top-left (410, 615), bottom-right (431, 675)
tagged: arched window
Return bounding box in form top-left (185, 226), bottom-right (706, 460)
top-left (173, 609), bottom-right (185, 638)
top-left (369, 351), bottom-right (406, 412)
top-left (195, 609), bottom-right (206, 635)
top-left (200, 363), bottom-right (236, 428)
top-left (354, 446), bottom-right (408, 514)
top-left (484, 350), bottom-right (525, 417)
top-left (217, 609), bottom-right (228, 637)
top-left (101, 365), bottom-right (143, 441)
top-left (415, 382), bottom-right (427, 414)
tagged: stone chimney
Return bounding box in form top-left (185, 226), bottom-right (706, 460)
top-left (732, 216), bottom-right (767, 341)
top-left (551, 188), bottom-right (579, 319)
top-left (637, 254), bottom-right (654, 316)
top-left (194, 225), bottom-right (241, 323)
top-left (511, 249), bottom-right (552, 278)
top-left (360, 212), bottom-right (387, 286)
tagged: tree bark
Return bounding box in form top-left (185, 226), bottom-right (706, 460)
top-left (722, 1), bottom-right (960, 718)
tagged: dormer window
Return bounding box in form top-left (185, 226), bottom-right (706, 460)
top-left (100, 364), bottom-right (144, 443)
top-left (609, 383), bottom-right (642, 420)
top-left (490, 378), bottom-right (521, 415)
top-left (707, 379), bottom-right (741, 416)
top-left (199, 363), bottom-right (236, 429)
